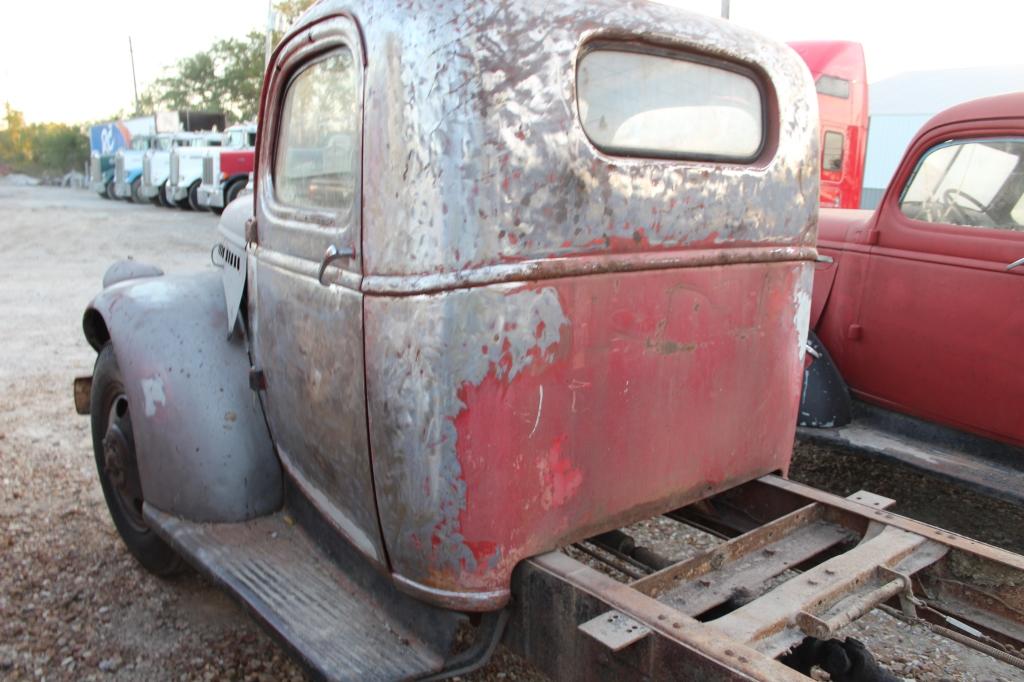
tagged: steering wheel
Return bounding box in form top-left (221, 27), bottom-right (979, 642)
top-left (941, 188), bottom-right (985, 223)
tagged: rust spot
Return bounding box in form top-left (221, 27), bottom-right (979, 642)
top-left (646, 339), bottom-right (696, 355)
top-left (224, 411), bottom-right (237, 422)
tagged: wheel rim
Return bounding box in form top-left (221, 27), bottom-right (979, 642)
top-left (101, 392), bottom-right (147, 532)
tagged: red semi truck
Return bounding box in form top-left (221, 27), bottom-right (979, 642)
top-left (790, 41), bottom-right (869, 209)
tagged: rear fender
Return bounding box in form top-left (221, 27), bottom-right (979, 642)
top-left (83, 267), bottom-right (281, 522)
top-left (798, 331), bottom-right (852, 428)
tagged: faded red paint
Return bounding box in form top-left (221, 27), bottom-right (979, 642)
top-left (447, 262), bottom-right (807, 590)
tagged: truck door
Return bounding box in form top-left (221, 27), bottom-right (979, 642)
top-left (847, 134), bottom-right (1024, 446)
top-left (250, 20), bottom-right (387, 564)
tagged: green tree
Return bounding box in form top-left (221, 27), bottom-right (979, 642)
top-left (141, 0), bottom-right (316, 124)
top-left (0, 103), bottom-right (30, 164)
top-left (30, 124), bottom-right (89, 173)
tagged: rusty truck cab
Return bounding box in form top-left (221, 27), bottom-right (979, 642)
top-left (241, 0), bottom-right (818, 608)
top-left (80, 1), bottom-right (819, 677)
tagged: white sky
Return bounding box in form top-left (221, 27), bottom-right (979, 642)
top-left (1, 0), bottom-right (1021, 124)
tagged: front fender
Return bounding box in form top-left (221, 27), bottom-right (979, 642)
top-left (83, 269), bottom-right (281, 522)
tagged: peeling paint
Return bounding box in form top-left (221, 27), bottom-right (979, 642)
top-left (141, 376), bottom-right (166, 417)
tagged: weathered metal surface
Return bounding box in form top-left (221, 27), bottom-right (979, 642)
top-left (510, 551), bottom-right (809, 681)
top-left (579, 610), bottom-right (652, 652)
top-left (246, 0), bottom-right (820, 609)
top-left (798, 400), bottom-right (1024, 506)
top-left (327, 0), bottom-right (819, 282)
top-left (144, 504), bottom-right (455, 681)
top-left (253, 259), bottom-right (385, 565)
top-left (846, 489), bottom-right (896, 511)
top-left (83, 272), bottom-right (282, 522)
top-left (100, 259), bottom-right (164, 289)
top-left (249, 14), bottom-right (384, 567)
top-left (631, 504), bottom-right (855, 617)
top-left (505, 477), bottom-right (1024, 680)
top-left (366, 261), bottom-right (810, 607)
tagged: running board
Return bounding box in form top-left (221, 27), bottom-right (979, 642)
top-left (797, 401), bottom-right (1024, 506)
top-left (144, 505), bottom-right (459, 681)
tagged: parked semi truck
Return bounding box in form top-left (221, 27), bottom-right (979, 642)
top-left (89, 111), bottom-right (226, 200)
top-left (138, 133), bottom-right (199, 206)
top-left (73, 3), bottom-right (1024, 680)
top-left (165, 132), bottom-right (226, 210)
top-left (196, 123), bottom-right (258, 214)
top-left (790, 41), bottom-right (869, 210)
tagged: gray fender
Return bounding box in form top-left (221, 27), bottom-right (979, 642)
top-left (83, 266), bottom-right (281, 522)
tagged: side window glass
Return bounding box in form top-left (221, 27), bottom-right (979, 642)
top-left (823, 131), bottom-right (844, 172)
top-left (274, 49), bottom-right (358, 213)
top-left (900, 138), bottom-right (1024, 232)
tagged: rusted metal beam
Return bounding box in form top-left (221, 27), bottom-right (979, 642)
top-left (507, 551), bottom-right (809, 681)
top-left (759, 475), bottom-right (1024, 570)
top-left (630, 504), bottom-right (854, 617)
top-left (708, 525), bottom-right (935, 656)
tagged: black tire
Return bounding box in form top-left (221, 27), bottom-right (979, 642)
top-left (104, 180), bottom-right (116, 200)
top-left (174, 188), bottom-right (191, 209)
top-left (187, 181), bottom-right (204, 211)
top-left (224, 178), bottom-right (246, 207)
top-left (91, 344), bottom-right (183, 576)
top-left (158, 181), bottom-right (174, 208)
top-left (130, 177), bottom-right (145, 204)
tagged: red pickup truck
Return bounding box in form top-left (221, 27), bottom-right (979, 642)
top-left (800, 92), bottom-right (1024, 502)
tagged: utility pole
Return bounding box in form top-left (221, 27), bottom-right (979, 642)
top-left (721, 0), bottom-right (730, 19)
top-left (129, 36), bottom-right (140, 113)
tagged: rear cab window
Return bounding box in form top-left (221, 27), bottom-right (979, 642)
top-left (576, 47), bottom-right (765, 162)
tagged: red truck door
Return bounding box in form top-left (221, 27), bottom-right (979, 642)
top-left (843, 131), bottom-right (1024, 446)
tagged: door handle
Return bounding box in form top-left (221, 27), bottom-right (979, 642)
top-left (318, 244), bottom-right (355, 285)
top-left (1008, 256), bottom-right (1024, 272)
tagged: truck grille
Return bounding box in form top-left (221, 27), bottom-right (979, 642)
top-left (169, 152), bottom-right (180, 187)
top-left (115, 155), bottom-right (125, 185)
top-left (90, 156), bottom-right (100, 181)
top-left (202, 156), bottom-right (214, 185)
top-left (142, 155), bottom-right (152, 184)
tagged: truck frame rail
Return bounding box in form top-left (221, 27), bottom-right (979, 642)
top-left (505, 475), bottom-right (1024, 680)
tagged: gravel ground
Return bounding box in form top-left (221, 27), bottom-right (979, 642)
top-left (1, 185), bottom-right (1021, 681)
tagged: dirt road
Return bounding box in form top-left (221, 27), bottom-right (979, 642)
top-left (1, 186), bottom-right (1020, 681)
